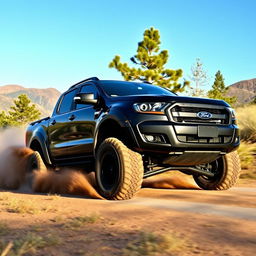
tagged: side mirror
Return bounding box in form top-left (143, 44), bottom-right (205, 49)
top-left (74, 93), bottom-right (98, 105)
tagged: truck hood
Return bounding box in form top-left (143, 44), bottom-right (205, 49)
top-left (108, 95), bottom-right (230, 107)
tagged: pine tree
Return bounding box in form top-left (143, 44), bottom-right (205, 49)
top-left (109, 27), bottom-right (189, 93)
top-left (7, 94), bottom-right (41, 126)
top-left (208, 71), bottom-right (236, 105)
top-left (189, 58), bottom-right (208, 97)
top-left (0, 111), bottom-right (9, 128)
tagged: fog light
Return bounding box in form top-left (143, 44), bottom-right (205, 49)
top-left (145, 135), bottom-right (155, 142)
top-left (144, 134), bottom-right (166, 143)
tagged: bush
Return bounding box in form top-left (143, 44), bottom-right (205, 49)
top-left (236, 105), bottom-right (256, 142)
top-left (237, 142), bottom-right (256, 169)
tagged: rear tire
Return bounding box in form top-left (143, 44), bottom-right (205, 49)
top-left (26, 151), bottom-right (47, 173)
top-left (95, 137), bottom-right (144, 200)
top-left (193, 151), bottom-right (241, 190)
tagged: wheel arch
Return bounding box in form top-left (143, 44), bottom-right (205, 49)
top-left (94, 117), bottom-right (139, 155)
top-left (29, 136), bottom-right (52, 166)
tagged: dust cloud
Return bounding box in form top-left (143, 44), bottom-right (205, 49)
top-left (0, 128), bottom-right (30, 189)
top-left (0, 128), bottom-right (198, 199)
top-left (33, 169), bottom-right (103, 199)
top-left (0, 128), bottom-right (103, 199)
top-left (142, 173), bottom-right (199, 189)
top-left (0, 146), bottom-right (34, 189)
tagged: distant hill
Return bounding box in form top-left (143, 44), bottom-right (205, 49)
top-left (227, 78), bottom-right (256, 105)
top-left (0, 84), bottom-right (61, 117)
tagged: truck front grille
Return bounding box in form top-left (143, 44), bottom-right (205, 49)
top-left (168, 103), bottom-right (230, 125)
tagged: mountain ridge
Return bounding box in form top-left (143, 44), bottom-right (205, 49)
top-left (227, 78), bottom-right (256, 105)
top-left (0, 84), bottom-right (61, 117)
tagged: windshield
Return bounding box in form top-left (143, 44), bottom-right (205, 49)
top-left (98, 81), bottom-right (175, 97)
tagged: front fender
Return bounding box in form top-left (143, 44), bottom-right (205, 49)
top-left (93, 109), bottom-right (140, 155)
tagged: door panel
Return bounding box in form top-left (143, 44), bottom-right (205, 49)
top-left (66, 106), bottom-right (96, 156)
top-left (48, 84), bottom-right (99, 161)
top-left (64, 83), bottom-right (99, 157)
top-left (48, 113), bottom-right (75, 158)
top-left (48, 89), bottom-right (78, 159)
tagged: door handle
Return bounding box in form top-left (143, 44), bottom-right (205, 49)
top-left (69, 114), bottom-right (76, 121)
top-left (50, 120), bottom-right (56, 125)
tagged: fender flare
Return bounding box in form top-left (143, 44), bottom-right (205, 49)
top-left (93, 112), bottom-right (140, 156)
top-left (28, 129), bottom-right (52, 166)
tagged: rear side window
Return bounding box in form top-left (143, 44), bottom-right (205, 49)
top-left (58, 89), bottom-right (77, 114)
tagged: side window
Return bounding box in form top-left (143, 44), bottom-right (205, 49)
top-left (58, 89), bottom-right (77, 114)
top-left (76, 85), bottom-right (98, 110)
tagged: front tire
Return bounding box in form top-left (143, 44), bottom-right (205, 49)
top-left (95, 138), bottom-right (144, 200)
top-left (193, 151), bottom-right (241, 190)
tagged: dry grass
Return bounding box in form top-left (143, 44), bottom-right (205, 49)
top-left (0, 233), bottom-right (61, 256)
top-left (237, 142), bottom-right (256, 180)
top-left (236, 105), bottom-right (256, 143)
top-left (65, 214), bottom-right (101, 229)
top-left (0, 222), bottom-right (10, 236)
top-left (0, 194), bottom-right (39, 214)
top-left (240, 170), bottom-right (256, 180)
top-left (123, 232), bottom-right (186, 256)
top-left (235, 105), bottom-right (256, 180)
top-left (6, 199), bottom-right (41, 214)
top-left (237, 142), bottom-right (256, 169)
top-left (0, 197), bottom-right (57, 215)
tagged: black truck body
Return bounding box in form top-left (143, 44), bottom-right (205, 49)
top-left (26, 77), bottom-right (240, 199)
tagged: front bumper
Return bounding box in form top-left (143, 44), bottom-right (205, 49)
top-left (133, 120), bottom-right (239, 154)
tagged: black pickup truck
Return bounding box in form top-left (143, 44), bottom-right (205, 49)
top-left (26, 77), bottom-right (240, 200)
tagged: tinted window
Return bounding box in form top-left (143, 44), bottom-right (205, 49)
top-left (98, 81), bottom-right (175, 97)
top-left (76, 84), bottom-right (98, 109)
top-left (58, 89), bottom-right (77, 114)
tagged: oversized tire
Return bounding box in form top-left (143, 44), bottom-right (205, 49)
top-left (26, 151), bottom-right (47, 173)
top-left (193, 150), bottom-right (241, 190)
top-left (95, 137), bottom-right (144, 200)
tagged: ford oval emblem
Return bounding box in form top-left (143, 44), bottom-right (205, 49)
top-left (197, 111), bottom-right (212, 119)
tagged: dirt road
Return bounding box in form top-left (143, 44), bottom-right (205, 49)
top-left (0, 182), bottom-right (256, 256)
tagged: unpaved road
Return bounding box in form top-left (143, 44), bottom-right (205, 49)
top-left (135, 187), bottom-right (256, 220)
top-left (0, 182), bottom-right (256, 256)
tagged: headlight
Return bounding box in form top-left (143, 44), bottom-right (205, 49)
top-left (228, 107), bottom-right (236, 119)
top-left (227, 107), bottom-right (237, 124)
top-left (133, 102), bottom-right (167, 114)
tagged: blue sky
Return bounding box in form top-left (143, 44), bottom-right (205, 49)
top-left (0, 0), bottom-right (255, 92)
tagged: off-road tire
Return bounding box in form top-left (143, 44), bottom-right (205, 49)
top-left (26, 151), bottom-right (47, 173)
top-left (95, 137), bottom-right (144, 200)
top-left (193, 151), bottom-right (241, 190)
